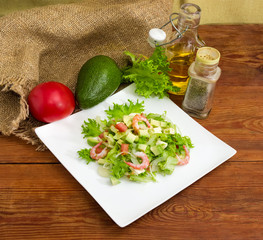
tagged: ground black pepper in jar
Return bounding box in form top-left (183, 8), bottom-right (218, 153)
top-left (182, 47), bottom-right (221, 119)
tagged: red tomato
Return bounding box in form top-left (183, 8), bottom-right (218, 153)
top-left (115, 122), bottom-right (128, 132)
top-left (121, 143), bottom-right (129, 155)
top-left (28, 81), bottom-right (75, 123)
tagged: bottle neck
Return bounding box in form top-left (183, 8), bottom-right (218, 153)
top-left (177, 22), bottom-right (199, 36)
top-left (177, 3), bottom-right (201, 33)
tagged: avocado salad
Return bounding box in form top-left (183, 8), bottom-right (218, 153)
top-left (78, 100), bottom-right (193, 185)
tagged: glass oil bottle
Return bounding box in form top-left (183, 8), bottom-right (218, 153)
top-left (182, 47), bottom-right (221, 119)
top-left (166, 3), bottom-right (205, 95)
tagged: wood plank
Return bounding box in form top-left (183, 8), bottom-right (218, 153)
top-left (199, 25), bottom-right (263, 68)
top-left (201, 86), bottom-right (263, 161)
top-left (0, 134), bottom-right (58, 163)
top-left (0, 162), bottom-right (262, 239)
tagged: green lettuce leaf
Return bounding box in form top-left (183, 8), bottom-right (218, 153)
top-left (122, 47), bottom-right (180, 98)
top-left (105, 99), bottom-right (144, 121)
top-left (77, 148), bottom-right (94, 164)
top-left (81, 119), bottom-right (102, 138)
top-left (158, 156), bottom-right (178, 175)
top-left (105, 146), bottom-right (130, 179)
top-left (129, 171), bottom-right (156, 182)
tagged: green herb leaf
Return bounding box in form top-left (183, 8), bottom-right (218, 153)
top-left (122, 47), bottom-right (180, 98)
top-left (105, 99), bottom-right (144, 121)
top-left (111, 159), bottom-right (130, 179)
top-left (81, 119), bottom-right (101, 138)
top-left (158, 156), bottom-right (178, 175)
top-left (78, 148), bottom-right (94, 164)
top-left (129, 171), bottom-right (156, 182)
top-left (146, 112), bottom-right (167, 121)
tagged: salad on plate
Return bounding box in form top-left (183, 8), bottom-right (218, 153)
top-left (78, 100), bottom-right (193, 185)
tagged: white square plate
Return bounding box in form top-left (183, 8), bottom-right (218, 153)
top-left (35, 84), bottom-right (236, 227)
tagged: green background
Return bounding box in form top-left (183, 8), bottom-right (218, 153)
top-left (0, 0), bottom-right (262, 24)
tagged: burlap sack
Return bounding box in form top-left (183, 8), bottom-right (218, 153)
top-left (0, 0), bottom-right (172, 150)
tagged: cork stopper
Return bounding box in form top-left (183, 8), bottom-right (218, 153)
top-left (196, 47), bottom-right (220, 65)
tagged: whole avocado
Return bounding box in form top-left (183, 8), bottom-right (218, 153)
top-left (75, 55), bottom-right (122, 109)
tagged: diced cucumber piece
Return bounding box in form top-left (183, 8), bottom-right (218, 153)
top-left (87, 137), bottom-right (100, 146)
top-left (156, 139), bottom-right (168, 149)
top-left (149, 127), bottom-right (162, 134)
top-left (139, 129), bottom-right (149, 137)
top-left (163, 128), bottom-right (176, 134)
top-left (97, 165), bottom-right (110, 178)
top-left (110, 125), bottom-right (118, 133)
top-left (150, 145), bottom-right (163, 156)
top-left (126, 132), bottom-right (137, 143)
top-left (107, 133), bottom-right (115, 145)
top-left (113, 132), bottom-right (125, 140)
top-left (123, 115), bottom-right (131, 123)
top-left (147, 134), bottom-right (158, 145)
top-left (110, 176), bottom-right (120, 185)
top-left (97, 158), bottom-right (107, 164)
top-left (123, 115), bottom-right (133, 128)
top-left (160, 121), bottom-right (167, 127)
top-left (117, 139), bottom-right (124, 145)
top-left (150, 119), bottom-right (161, 127)
top-left (103, 131), bottom-right (109, 137)
top-left (138, 144), bottom-right (147, 152)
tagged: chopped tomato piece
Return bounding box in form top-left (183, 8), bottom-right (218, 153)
top-left (121, 143), bottom-right (129, 155)
top-left (115, 122), bottom-right (128, 132)
top-left (99, 132), bottom-right (105, 139)
top-left (99, 130), bottom-right (108, 139)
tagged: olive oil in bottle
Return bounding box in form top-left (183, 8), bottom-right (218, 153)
top-left (167, 43), bottom-right (196, 94)
top-left (166, 3), bottom-right (205, 95)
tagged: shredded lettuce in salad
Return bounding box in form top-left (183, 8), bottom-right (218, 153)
top-left (78, 100), bottom-right (193, 185)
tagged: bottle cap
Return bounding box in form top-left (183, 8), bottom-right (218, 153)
top-left (196, 47), bottom-right (220, 65)
top-left (148, 28), bottom-right (166, 48)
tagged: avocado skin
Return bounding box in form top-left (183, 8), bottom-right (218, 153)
top-left (76, 55), bottom-right (122, 109)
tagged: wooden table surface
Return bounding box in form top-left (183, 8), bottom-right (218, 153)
top-left (1, 24), bottom-right (263, 240)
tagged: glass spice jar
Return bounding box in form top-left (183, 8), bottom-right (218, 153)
top-left (182, 47), bottom-right (221, 119)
